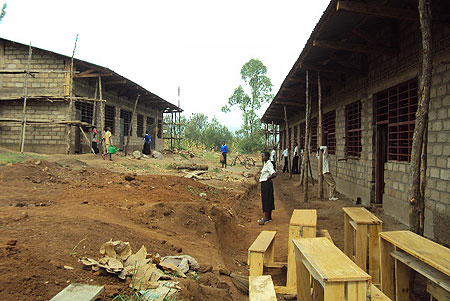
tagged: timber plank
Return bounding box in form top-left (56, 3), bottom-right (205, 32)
top-left (249, 275), bottom-right (277, 301)
top-left (293, 237), bottom-right (370, 283)
top-left (380, 231), bottom-right (450, 276)
top-left (50, 283), bottom-right (104, 301)
top-left (290, 209), bottom-right (317, 226)
top-left (249, 231), bottom-right (277, 253)
top-left (343, 207), bottom-right (382, 225)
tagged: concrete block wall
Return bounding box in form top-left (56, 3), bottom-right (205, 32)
top-left (0, 40), bottom-right (67, 97)
top-left (73, 80), bottom-right (163, 152)
top-left (0, 100), bottom-right (68, 153)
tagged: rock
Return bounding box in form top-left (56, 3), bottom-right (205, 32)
top-left (34, 160), bottom-right (41, 165)
top-left (152, 151), bottom-right (164, 160)
top-left (6, 239), bottom-right (17, 246)
top-left (132, 151), bottom-right (142, 160)
top-left (64, 265), bottom-right (75, 270)
top-left (124, 175), bottom-right (135, 181)
top-left (198, 264), bottom-right (213, 273)
top-left (199, 192), bottom-right (207, 197)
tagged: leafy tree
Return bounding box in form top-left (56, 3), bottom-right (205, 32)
top-left (201, 117), bottom-right (233, 150)
top-left (185, 113), bottom-right (209, 142)
top-left (0, 3), bottom-right (6, 23)
top-left (222, 58), bottom-right (273, 136)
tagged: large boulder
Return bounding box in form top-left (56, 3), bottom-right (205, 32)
top-left (152, 151), bottom-right (164, 160)
top-left (132, 151), bottom-right (142, 160)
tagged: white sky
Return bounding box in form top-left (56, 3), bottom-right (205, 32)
top-left (0, 0), bottom-right (329, 131)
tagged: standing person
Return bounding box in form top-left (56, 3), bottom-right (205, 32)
top-left (317, 145), bottom-right (338, 200)
top-left (258, 151), bottom-right (277, 225)
top-left (292, 142), bottom-right (299, 174)
top-left (101, 127), bottom-right (114, 161)
top-left (270, 146), bottom-right (277, 170)
top-left (282, 148), bottom-right (289, 173)
top-left (143, 130), bottom-right (151, 155)
top-left (91, 127), bottom-right (99, 154)
top-left (220, 141), bottom-right (228, 168)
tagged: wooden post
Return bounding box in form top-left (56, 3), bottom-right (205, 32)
top-left (98, 75), bottom-right (105, 153)
top-left (79, 126), bottom-right (95, 154)
top-left (92, 79), bottom-right (98, 126)
top-left (124, 94), bottom-right (140, 156)
top-left (317, 73), bottom-right (324, 198)
top-left (302, 70), bottom-right (312, 202)
top-left (283, 106), bottom-right (292, 179)
top-left (66, 34), bottom-right (78, 154)
top-left (19, 43), bottom-right (32, 153)
top-left (409, 0), bottom-right (433, 236)
top-left (271, 121), bottom-right (275, 149)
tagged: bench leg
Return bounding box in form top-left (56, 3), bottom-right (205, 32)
top-left (287, 225), bottom-right (300, 289)
top-left (347, 281), bottom-right (367, 301)
top-left (303, 226), bottom-right (316, 238)
top-left (380, 238), bottom-right (395, 300)
top-left (355, 224), bottom-right (368, 271)
top-left (265, 240), bottom-right (275, 264)
top-left (323, 282), bottom-right (345, 301)
top-left (344, 214), bottom-right (353, 258)
top-left (312, 278), bottom-right (324, 301)
top-left (368, 224), bottom-right (381, 285)
top-left (295, 248), bottom-right (311, 301)
top-left (395, 259), bottom-right (410, 301)
top-left (249, 252), bottom-right (264, 276)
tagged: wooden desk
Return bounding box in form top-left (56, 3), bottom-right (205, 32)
top-left (343, 207), bottom-right (382, 284)
top-left (293, 237), bottom-right (371, 300)
top-left (248, 231), bottom-right (277, 276)
top-left (379, 230), bottom-right (450, 300)
top-left (277, 209), bottom-right (316, 295)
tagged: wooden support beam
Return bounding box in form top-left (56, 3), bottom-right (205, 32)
top-left (74, 72), bottom-right (113, 78)
top-left (337, 0), bottom-right (418, 21)
top-left (124, 94), bottom-right (140, 156)
top-left (276, 101), bottom-right (303, 108)
top-left (19, 43), bottom-right (32, 153)
top-left (300, 63), bottom-right (363, 75)
top-left (103, 80), bottom-right (127, 86)
top-left (313, 39), bottom-right (394, 54)
top-left (317, 73), bottom-right (324, 199)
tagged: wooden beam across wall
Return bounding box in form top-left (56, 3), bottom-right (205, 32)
top-left (275, 101), bottom-right (304, 108)
top-left (312, 39), bottom-right (394, 54)
top-left (336, 0), bottom-right (418, 21)
top-left (300, 63), bottom-right (363, 75)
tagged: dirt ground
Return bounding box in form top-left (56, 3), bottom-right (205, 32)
top-left (0, 148), bottom-right (429, 300)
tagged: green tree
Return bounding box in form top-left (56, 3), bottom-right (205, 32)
top-left (222, 58), bottom-right (273, 136)
top-left (0, 3), bottom-right (6, 23)
top-left (185, 113), bottom-right (209, 142)
top-left (201, 117), bottom-right (233, 150)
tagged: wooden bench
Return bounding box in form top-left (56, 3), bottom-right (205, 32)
top-left (369, 284), bottom-right (391, 300)
top-left (293, 237), bottom-right (371, 300)
top-left (275, 209), bottom-right (317, 295)
top-left (343, 207), bottom-right (382, 285)
top-left (248, 231), bottom-right (277, 276)
top-left (379, 230), bottom-right (450, 300)
top-left (249, 275), bottom-right (277, 301)
top-left (427, 281), bottom-right (450, 301)
top-left (317, 229), bottom-right (334, 244)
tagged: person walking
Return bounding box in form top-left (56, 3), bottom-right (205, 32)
top-left (292, 142), bottom-right (299, 174)
top-left (143, 130), bottom-right (151, 155)
top-left (101, 127), bottom-right (114, 161)
top-left (91, 127), bottom-right (99, 154)
top-left (317, 145), bottom-right (338, 200)
top-left (282, 148), bottom-right (289, 173)
top-left (220, 141), bottom-right (228, 168)
top-left (270, 146), bottom-right (277, 170)
top-left (258, 151), bottom-right (277, 225)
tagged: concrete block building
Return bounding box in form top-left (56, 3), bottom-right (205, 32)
top-left (261, 0), bottom-right (450, 245)
top-left (0, 37), bottom-right (181, 154)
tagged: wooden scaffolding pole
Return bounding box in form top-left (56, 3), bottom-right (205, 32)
top-left (283, 105), bottom-right (292, 179)
top-left (79, 126), bottom-right (95, 154)
top-left (302, 70), bottom-right (312, 202)
top-left (125, 94), bottom-right (140, 156)
top-left (98, 75), bottom-right (104, 145)
top-left (92, 79), bottom-right (98, 127)
top-left (19, 43), bottom-right (32, 153)
top-left (317, 73), bottom-right (324, 199)
top-left (409, 0), bottom-right (433, 236)
top-left (66, 34), bottom-right (78, 154)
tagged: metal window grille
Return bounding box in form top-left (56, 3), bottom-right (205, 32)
top-left (137, 114), bottom-right (144, 137)
top-left (300, 122), bottom-right (305, 150)
top-left (120, 109), bottom-right (132, 137)
top-left (104, 105), bottom-right (115, 134)
top-left (147, 117), bottom-right (155, 125)
top-left (323, 110), bottom-right (336, 155)
top-left (75, 102), bottom-right (93, 125)
top-left (345, 101), bottom-right (362, 158)
top-left (157, 119), bottom-right (162, 138)
top-left (375, 79), bottom-right (418, 162)
top-left (288, 127), bottom-right (292, 148)
top-left (294, 125), bottom-right (298, 143)
top-left (310, 117), bottom-right (318, 152)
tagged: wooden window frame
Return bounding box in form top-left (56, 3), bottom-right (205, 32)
top-left (345, 101), bottom-right (362, 158)
top-left (375, 79), bottom-right (418, 162)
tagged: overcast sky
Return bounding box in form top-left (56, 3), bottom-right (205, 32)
top-left (0, 0), bottom-right (329, 131)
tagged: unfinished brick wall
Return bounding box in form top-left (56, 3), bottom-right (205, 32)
top-left (0, 40), bottom-right (67, 97)
top-left (278, 23), bottom-right (450, 245)
top-left (0, 100), bottom-right (68, 153)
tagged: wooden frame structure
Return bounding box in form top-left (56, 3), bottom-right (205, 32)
top-left (343, 207), bottom-right (382, 285)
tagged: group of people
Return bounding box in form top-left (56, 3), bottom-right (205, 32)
top-left (88, 127), bottom-right (153, 161)
top-left (257, 144), bottom-right (338, 225)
